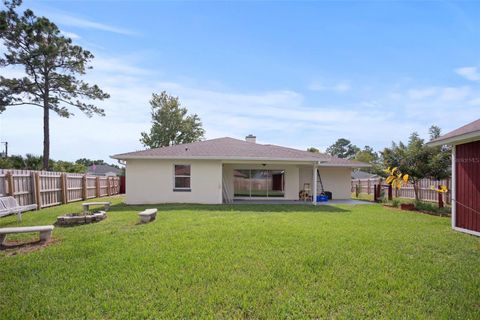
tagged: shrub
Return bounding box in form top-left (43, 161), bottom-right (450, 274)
top-left (391, 198), bottom-right (400, 208)
top-left (414, 200), bottom-right (451, 215)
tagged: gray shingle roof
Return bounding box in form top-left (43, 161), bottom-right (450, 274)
top-left (429, 118), bottom-right (480, 146)
top-left (87, 164), bottom-right (122, 175)
top-left (351, 170), bottom-right (379, 180)
top-left (111, 137), bottom-right (370, 167)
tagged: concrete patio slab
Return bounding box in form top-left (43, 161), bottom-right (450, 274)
top-left (232, 199), bottom-right (372, 205)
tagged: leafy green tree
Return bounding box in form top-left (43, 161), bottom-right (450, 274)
top-left (427, 125), bottom-right (451, 181)
top-left (76, 158), bottom-right (105, 167)
top-left (52, 160), bottom-right (85, 173)
top-left (0, 0), bottom-right (109, 170)
top-left (355, 146), bottom-right (383, 175)
top-left (381, 126), bottom-right (451, 200)
top-left (355, 146), bottom-right (377, 164)
top-left (429, 125), bottom-right (441, 140)
top-left (24, 153), bottom-right (42, 170)
top-left (75, 158), bottom-right (120, 169)
top-left (325, 138), bottom-right (360, 159)
top-left (0, 157), bottom-right (11, 168)
top-left (0, 153), bottom-right (88, 173)
top-left (7, 154), bottom-right (24, 168)
top-left (140, 91), bottom-right (205, 148)
top-left (307, 147), bottom-right (319, 153)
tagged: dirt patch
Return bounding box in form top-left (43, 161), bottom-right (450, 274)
top-left (0, 238), bottom-right (60, 256)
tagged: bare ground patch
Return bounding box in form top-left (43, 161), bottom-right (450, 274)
top-left (1, 238), bottom-right (60, 256)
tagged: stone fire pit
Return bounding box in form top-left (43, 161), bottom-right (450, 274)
top-left (56, 211), bottom-right (107, 227)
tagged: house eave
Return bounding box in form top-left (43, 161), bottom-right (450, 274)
top-left (110, 155), bottom-right (370, 168)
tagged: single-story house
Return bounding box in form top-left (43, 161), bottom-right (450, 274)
top-left (111, 136), bottom-right (369, 204)
top-left (351, 170), bottom-right (379, 180)
top-left (87, 164), bottom-right (123, 177)
top-left (428, 118), bottom-right (480, 236)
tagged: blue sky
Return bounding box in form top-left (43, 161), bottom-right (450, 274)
top-left (1, 0), bottom-right (480, 162)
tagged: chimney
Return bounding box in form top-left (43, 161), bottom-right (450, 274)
top-left (245, 134), bottom-right (256, 143)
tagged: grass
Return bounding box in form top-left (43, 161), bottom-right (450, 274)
top-left (1, 196), bottom-right (479, 319)
top-left (352, 193), bottom-right (452, 215)
top-left (352, 192), bottom-right (374, 201)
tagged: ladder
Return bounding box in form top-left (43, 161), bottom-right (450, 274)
top-left (317, 169), bottom-right (325, 195)
top-left (222, 176), bottom-right (233, 204)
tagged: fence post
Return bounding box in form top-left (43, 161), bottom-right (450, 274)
top-left (107, 177), bottom-right (111, 196)
top-left (438, 185), bottom-right (444, 208)
top-left (65, 173), bottom-right (69, 203)
top-left (34, 172), bottom-right (42, 209)
top-left (31, 171), bottom-right (37, 209)
top-left (5, 171), bottom-right (14, 197)
top-left (82, 175), bottom-right (87, 200)
top-left (60, 173), bottom-right (67, 204)
top-left (367, 179), bottom-right (371, 195)
top-left (96, 177), bottom-right (100, 197)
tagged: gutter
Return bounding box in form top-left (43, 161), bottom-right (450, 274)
top-left (109, 155), bottom-right (370, 168)
top-left (428, 130), bottom-right (480, 147)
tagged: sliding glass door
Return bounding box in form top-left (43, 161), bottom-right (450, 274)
top-left (234, 169), bottom-right (285, 198)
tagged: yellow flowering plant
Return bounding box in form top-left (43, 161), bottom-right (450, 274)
top-left (384, 167), bottom-right (409, 190)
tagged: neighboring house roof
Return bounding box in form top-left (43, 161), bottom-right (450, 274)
top-left (111, 137), bottom-right (370, 168)
top-left (87, 164), bottom-right (122, 175)
top-left (428, 118), bottom-right (480, 146)
top-left (351, 170), bottom-right (378, 180)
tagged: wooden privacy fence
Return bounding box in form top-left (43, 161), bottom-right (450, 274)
top-left (351, 177), bottom-right (451, 203)
top-left (0, 169), bottom-right (120, 209)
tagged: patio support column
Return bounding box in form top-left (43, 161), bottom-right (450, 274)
top-left (312, 164), bottom-right (317, 205)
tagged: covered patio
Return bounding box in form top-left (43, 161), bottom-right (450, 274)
top-left (222, 161), bottom-right (360, 204)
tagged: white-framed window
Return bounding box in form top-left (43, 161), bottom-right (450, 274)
top-left (173, 164), bottom-right (191, 191)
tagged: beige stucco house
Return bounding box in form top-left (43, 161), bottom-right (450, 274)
top-left (111, 136), bottom-right (369, 204)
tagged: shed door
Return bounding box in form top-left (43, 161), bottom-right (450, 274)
top-left (456, 141), bottom-right (480, 232)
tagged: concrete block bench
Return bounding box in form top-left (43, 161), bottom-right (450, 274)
top-left (0, 225), bottom-right (54, 245)
top-left (138, 208), bottom-right (157, 223)
top-left (82, 202), bottom-right (111, 214)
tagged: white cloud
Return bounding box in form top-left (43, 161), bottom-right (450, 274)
top-left (3, 48), bottom-right (480, 162)
top-left (467, 97), bottom-right (480, 106)
top-left (406, 85), bottom-right (472, 102)
top-left (49, 13), bottom-right (137, 36)
top-left (60, 31), bottom-right (81, 40)
top-left (439, 86), bottom-right (471, 101)
top-left (90, 56), bottom-right (153, 76)
top-left (455, 66), bottom-right (480, 81)
top-left (308, 81), bottom-right (351, 93)
top-left (407, 87), bottom-right (438, 100)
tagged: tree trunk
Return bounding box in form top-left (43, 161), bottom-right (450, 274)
top-left (413, 181), bottom-right (419, 201)
top-left (43, 96), bottom-right (50, 170)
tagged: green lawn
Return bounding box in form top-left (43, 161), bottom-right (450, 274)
top-left (1, 197), bottom-right (479, 319)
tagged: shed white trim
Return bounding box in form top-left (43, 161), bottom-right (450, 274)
top-left (453, 226), bottom-right (480, 237)
top-left (428, 130), bottom-right (480, 147)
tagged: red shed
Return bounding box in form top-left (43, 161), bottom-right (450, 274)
top-left (429, 119), bottom-right (480, 236)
